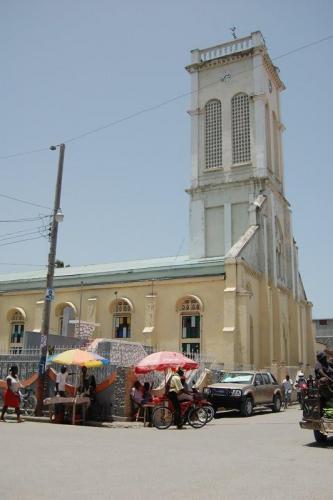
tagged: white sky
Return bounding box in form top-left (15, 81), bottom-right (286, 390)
top-left (1, 0), bottom-right (333, 318)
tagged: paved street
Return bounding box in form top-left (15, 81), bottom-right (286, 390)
top-left (0, 407), bottom-right (332, 500)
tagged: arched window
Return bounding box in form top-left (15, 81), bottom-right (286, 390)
top-left (205, 99), bottom-right (222, 169)
top-left (8, 309), bottom-right (26, 353)
top-left (56, 303), bottom-right (76, 337)
top-left (232, 93), bottom-right (251, 164)
top-left (110, 298), bottom-right (133, 339)
top-left (275, 218), bottom-right (285, 283)
top-left (176, 296), bottom-right (203, 356)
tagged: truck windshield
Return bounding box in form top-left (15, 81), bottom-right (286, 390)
top-left (222, 373), bottom-right (254, 384)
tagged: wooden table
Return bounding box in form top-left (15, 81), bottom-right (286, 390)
top-left (44, 396), bottom-right (90, 425)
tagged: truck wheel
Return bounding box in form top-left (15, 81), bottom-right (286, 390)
top-left (240, 397), bottom-right (253, 417)
top-left (313, 430), bottom-right (327, 444)
top-left (272, 394), bottom-right (282, 413)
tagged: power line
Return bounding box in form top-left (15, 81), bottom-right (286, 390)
top-left (63, 34), bottom-right (333, 146)
top-left (272, 34), bottom-right (333, 62)
top-left (0, 215), bottom-right (50, 223)
top-left (0, 225), bottom-right (47, 238)
top-left (0, 223), bottom-right (49, 240)
top-left (0, 146), bottom-right (49, 160)
top-left (0, 192), bottom-right (51, 210)
top-left (0, 262), bottom-right (46, 267)
top-left (0, 33), bottom-right (332, 160)
top-left (0, 235), bottom-right (44, 248)
top-left (0, 228), bottom-right (48, 243)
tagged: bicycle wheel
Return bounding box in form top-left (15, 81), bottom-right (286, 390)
top-left (203, 404), bottom-right (215, 422)
top-left (187, 406), bottom-right (208, 428)
top-left (24, 395), bottom-right (37, 416)
top-left (152, 406), bottom-right (173, 430)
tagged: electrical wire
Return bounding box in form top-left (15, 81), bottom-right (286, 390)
top-left (0, 262), bottom-right (46, 267)
top-left (0, 192), bottom-right (51, 210)
top-left (0, 228), bottom-right (48, 243)
top-left (0, 224), bottom-right (49, 239)
top-left (0, 215), bottom-right (50, 223)
top-left (0, 34), bottom-right (332, 160)
top-left (0, 235), bottom-right (44, 247)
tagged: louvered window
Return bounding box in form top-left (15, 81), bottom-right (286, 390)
top-left (232, 93), bottom-right (251, 164)
top-left (205, 99), bottom-right (222, 168)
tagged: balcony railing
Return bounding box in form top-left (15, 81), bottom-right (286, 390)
top-left (191, 32), bottom-right (266, 64)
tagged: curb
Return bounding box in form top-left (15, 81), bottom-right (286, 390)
top-left (2, 414), bottom-right (145, 428)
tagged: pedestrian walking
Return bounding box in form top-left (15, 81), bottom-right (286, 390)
top-left (0, 365), bottom-right (24, 423)
top-left (282, 374), bottom-right (293, 410)
top-left (294, 372), bottom-right (307, 409)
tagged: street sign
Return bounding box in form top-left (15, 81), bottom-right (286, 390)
top-left (45, 288), bottom-right (54, 301)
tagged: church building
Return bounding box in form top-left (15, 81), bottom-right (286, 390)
top-left (0, 32), bottom-right (315, 373)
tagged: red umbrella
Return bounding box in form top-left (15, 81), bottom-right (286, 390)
top-left (134, 351), bottom-right (198, 374)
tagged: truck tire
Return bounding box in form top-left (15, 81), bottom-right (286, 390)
top-left (240, 397), bottom-right (253, 417)
top-left (272, 394), bottom-right (282, 412)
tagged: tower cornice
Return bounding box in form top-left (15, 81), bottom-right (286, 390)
top-left (262, 53), bottom-right (286, 91)
top-left (186, 176), bottom-right (268, 196)
top-left (186, 48), bottom-right (257, 74)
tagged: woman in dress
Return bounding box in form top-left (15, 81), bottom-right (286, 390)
top-left (1, 365), bottom-right (23, 422)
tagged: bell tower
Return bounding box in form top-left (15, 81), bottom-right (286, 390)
top-left (186, 31), bottom-right (286, 260)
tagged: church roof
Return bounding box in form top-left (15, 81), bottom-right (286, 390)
top-left (0, 255), bottom-right (225, 292)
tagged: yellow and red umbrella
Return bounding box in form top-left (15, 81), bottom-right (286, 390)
top-left (49, 349), bottom-right (109, 368)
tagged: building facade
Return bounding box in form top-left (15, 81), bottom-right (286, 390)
top-left (313, 319), bottom-right (333, 348)
top-left (0, 32), bottom-right (315, 372)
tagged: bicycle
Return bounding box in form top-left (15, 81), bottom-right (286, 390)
top-left (192, 389), bottom-right (215, 422)
top-left (152, 397), bottom-right (208, 430)
top-left (0, 388), bottom-right (37, 416)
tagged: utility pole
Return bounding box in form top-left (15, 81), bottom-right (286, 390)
top-left (35, 143), bottom-right (65, 415)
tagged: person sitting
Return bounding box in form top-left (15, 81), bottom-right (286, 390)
top-left (315, 352), bottom-right (333, 411)
top-left (177, 370), bottom-right (193, 402)
top-left (307, 374), bottom-right (314, 387)
top-left (80, 367), bottom-right (96, 400)
top-left (315, 352), bottom-right (333, 383)
top-left (130, 381), bottom-right (143, 420)
top-left (141, 382), bottom-right (153, 426)
top-left (142, 382), bottom-right (153, 405)
top-left (78, 366), bottom-right (97, 420)
top-left (306, 374), bottom-right (316, 397)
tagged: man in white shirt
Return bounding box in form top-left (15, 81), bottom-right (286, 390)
top-left (56, 366), bottom-right (68, 396)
